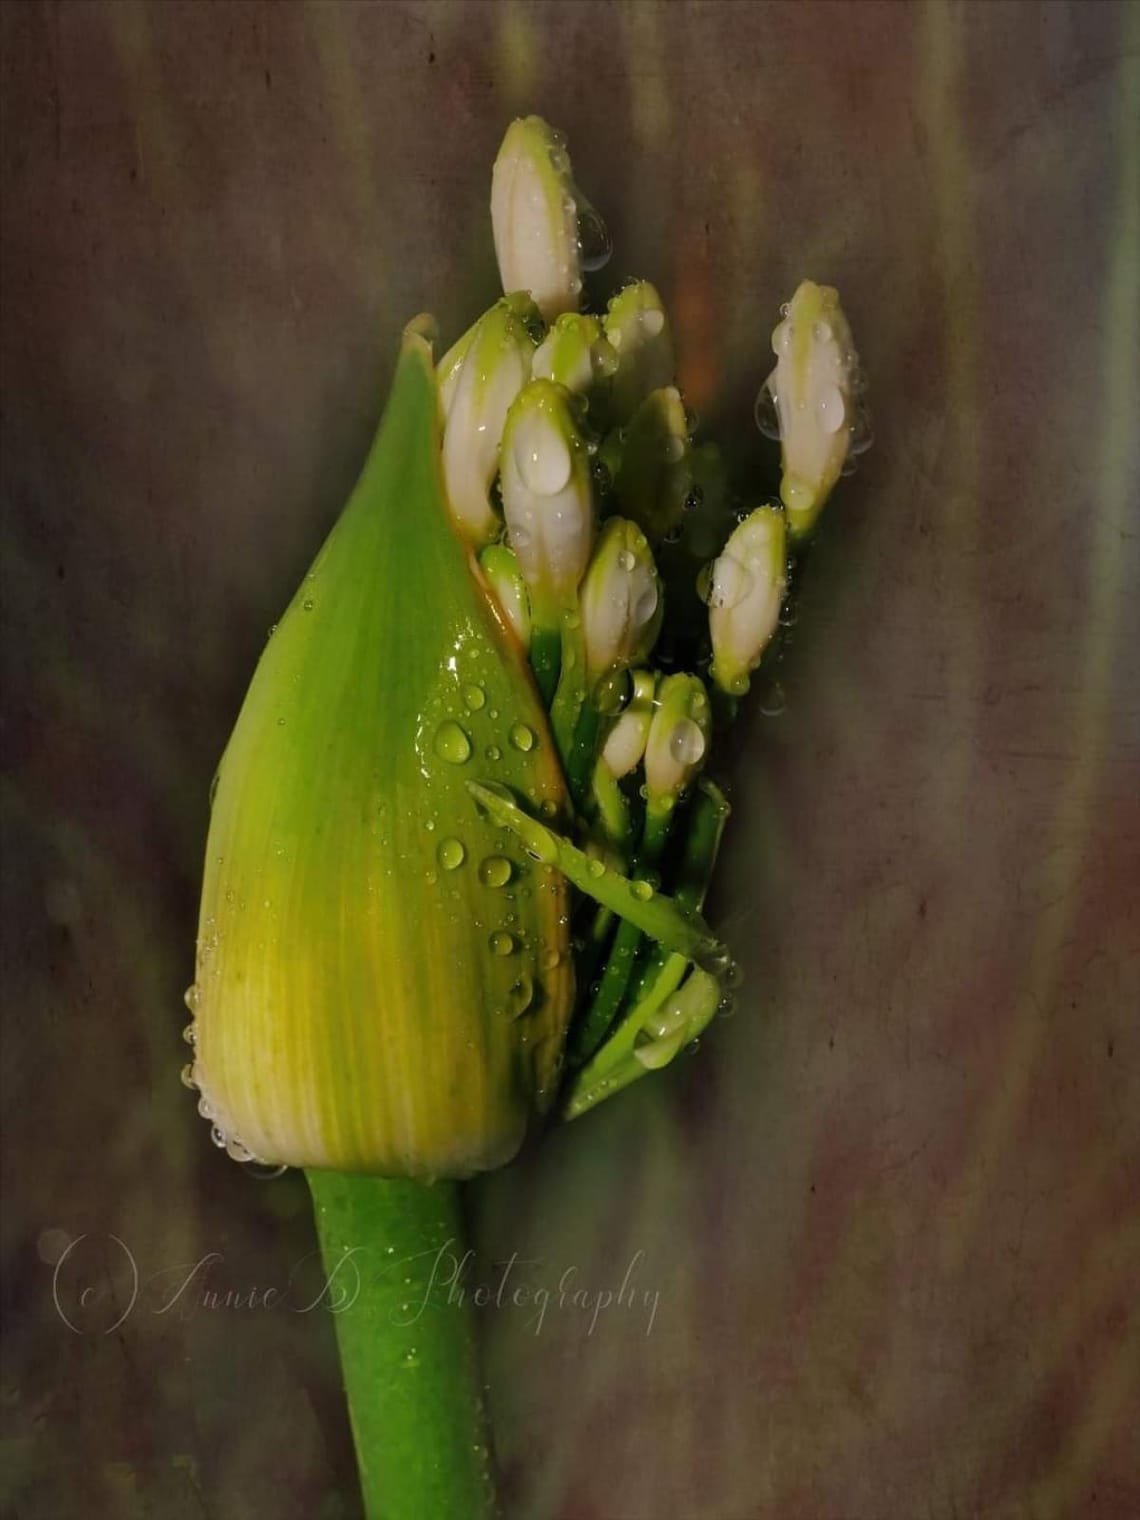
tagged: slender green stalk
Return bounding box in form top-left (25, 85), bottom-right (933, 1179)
top-left (306, 1171), bottom-right (499, 1520)
top-left (529, 622), bottom-right (561, 706)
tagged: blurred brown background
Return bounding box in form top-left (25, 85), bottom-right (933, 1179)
top-left (2, 3), bottom-right (1138, 1517)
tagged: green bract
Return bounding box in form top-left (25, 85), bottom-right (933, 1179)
top-left (190, 327), bottom-right (573, 1177)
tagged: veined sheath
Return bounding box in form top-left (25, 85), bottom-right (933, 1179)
top-left (191, 328), bottom-right (574, 1178)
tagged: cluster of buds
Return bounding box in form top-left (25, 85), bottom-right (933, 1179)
top-left (188, 115), bottom-right (866, 1174)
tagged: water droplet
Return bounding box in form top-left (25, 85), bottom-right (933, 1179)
top-left (182, 1022), bottom-right (197, 1047)
top-left (684, 485), bottom-right (704, 512)
top-left (631, 880), bottom-right (654, 902)
top-left (577, 205), bottom-right (612, 272)
top-left (485, 744), bottom-right (502, 762)
top-left (184, 984), bottom-right (200, 1012)
top-left (813, 320), bottom-right (833, 342)
top-left (664, 433), bottom-right (686, 464)
top-left (759, 681), bottom-right (786, 717)
top-left (817, 384), bottom-right (846, 435)
top-left (509, 723), bottom-right (535, 753)
top-left (754, 380), bottom-right (781, 440)
top-left (438, 838), bottom-right (466, 871)
top-left (594, 666), bottom-right (633, 717)
top-left (507, 971), bottom-right (536, 1017)
top-left (848, 397), bottom-right (874, 455)
top-left (210, 1124), bottom-right (227, 1149)
top-left (479, 856), bottom-right (513, 888)
top-left (514, 410), bottom-right (572, 495)
top-left (402, 1347), bottom-right (420, 1369)
top-left (180, 1062), bottom-right (198, 1090)
top-left (669, 717), bottom-right (706, 767)
top-left (434, 721), bottom-right (472, 765)
top-left (587, 858), bottom-right (606, 879)
top-left (641, 307), bottom-right (665, 338)
top-left (463, 684), bottom-right (486, 711)
top-left (617, 548), bottom-right (636, 572)
top-left (302, 598), bottom-right (315, 612)
top-left (540, 946), bottom-right (562, 972)
top-left (489, 930), bottom-right (516, 956)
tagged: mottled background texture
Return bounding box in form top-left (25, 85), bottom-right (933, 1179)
top-left (2, 2), bottom-right (1138, 1517)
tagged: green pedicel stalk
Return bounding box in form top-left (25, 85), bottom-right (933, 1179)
top-left (307, 1172), bottom-right (497, 1520)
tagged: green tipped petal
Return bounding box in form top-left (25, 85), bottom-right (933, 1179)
top-left (190, 328), bottom-right (574, 1178)
top-left (478, 542), bottom-right (532, 650)
top-left (600, 668), bottom-right (656, 779)
top-left (643, 672), bottom-right (711, 803)
top-left (580, 517), bottom-right (663, 682)
top-left (500, 378), bottom-right (595, 620)
top-left (603, 280), bottom-right (675, 420)
top-left (440, 293), bottom-right (542, 547)
top-left (767, 280), bottom-right (864, 537)
top-left (708, 505), bottom-right (787, 695)
top-left (491, 116), bottom-right (588, 323)
top-left (532, 312), bottom-right (618, 396)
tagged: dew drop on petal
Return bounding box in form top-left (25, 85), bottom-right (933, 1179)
top-left (434, 721), bottom-right (472, 764)
top-left (669, 717), bottom-right (706, 767)
top-left (438, 838), bottom-right (466, 871)
top-left (509, 723), bottom-right (535, 753)
top-left (479, 856), bottom-right (513, 888)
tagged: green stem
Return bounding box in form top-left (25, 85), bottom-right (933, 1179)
top-left (549, 615), bottom-right (587, 772)
top-left (306, 1170), bottom-right (499, 1520)
top-left (529, 622), bottom-right (560, 707)
top-left (570, 801), bottom-right (673, 1063)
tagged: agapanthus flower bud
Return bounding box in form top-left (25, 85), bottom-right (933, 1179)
top-left (766, 280), bottom-right (862, 538)
top-left (603, 280), bottom-right (675, 420)
top-left (478, 542), bottom-right (532, 649)
top-left (600, 669), bottom-right (656, 779)
top-left (532, 312), bottom-right (618, 396)
top-left (613, 385), bottom-right (692, 543)
top-left (580, 517), bottom-right (663, 682)
top-left (643, 672), bottom-right (711, 803)
top-left (491, 116), bottom-right (589, 323)
top-left (708, 505), bottom-right (787, 696)
top-left (499, 379), bottom-right (595, 621)
top-left (440, 293), bottom-right (542, 547)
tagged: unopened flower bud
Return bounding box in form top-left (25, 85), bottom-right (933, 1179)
top-left (500, 379), bottom-right (595, 621)
top-left (491, 116), bottom-right (591, 323)
top-left (532, 312), bottom-right (618, 396)
top-left (708, 505), bottom-right (787, 696)
top-left (580, 517), bottom-right (663, 682)
top-left (766, 280), bottom-right (863, 538)
top-left (479, 543), bottom-right (532, 649)
top-left (600, 669), bottom-right (656, 779)
top-left (440, 293), bottom-right (542, 548)
top-left (603, 280), bottom-right (675, 421)
top-left (643, 672), bottom-right (711, 803)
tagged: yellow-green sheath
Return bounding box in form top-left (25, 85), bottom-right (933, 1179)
top-left (193, 329), bottom-right (574, 1178)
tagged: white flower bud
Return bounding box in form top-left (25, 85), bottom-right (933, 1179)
top-left (600, 670), bottom-right (656, 779)
top-left (440, 294), bottom-right (541, 547)
top-left (532, 313), bottom-right (618, 396)
top-left (766, 280), bottom-right (863, 538)
top-left (499, 380), bottom-right (595, 619)
top-left (603, 280), bottom-right (675, 420)
top-left (479, 543), bottom-right (532, 648)
top-left (708, 506), bottom-right (787, 696)
top-left (580, 517), bottom-right (663, 681)
top-left (491, 117), bottom-right (585, 323)
top-left (643, 673), bottom-right (711, 802)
